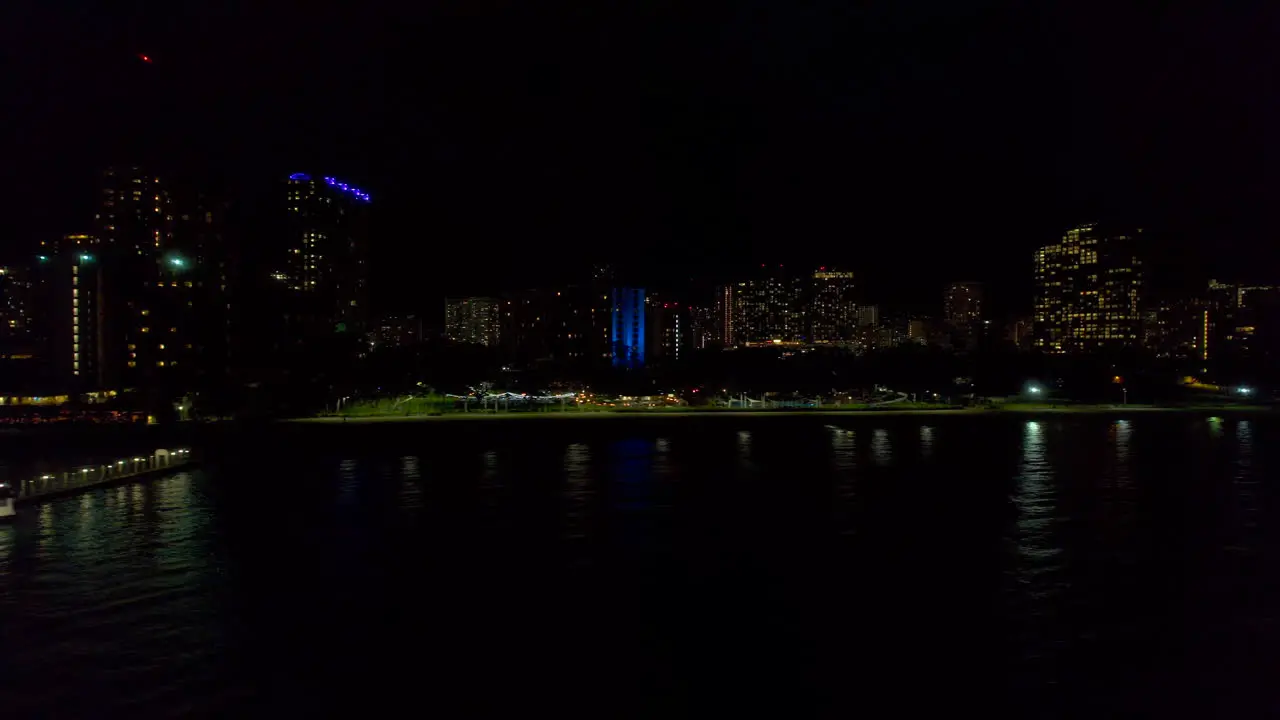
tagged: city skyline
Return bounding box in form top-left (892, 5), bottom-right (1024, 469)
top-left (6, 4), bottom-right (1280, 313)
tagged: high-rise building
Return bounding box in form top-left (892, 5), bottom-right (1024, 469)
top-left (79, 168), bottom-right (231, 391)
top-left (944, 282), bottom-right (984, 327)
top-left (687, 304), bottom-right (716, 350)
top-left (733, 267), bottom-right (805, 344)
top-left (1202, 280), bottom-right (1280, 366)
top-left (591, 264), bottom-right (615, 362)
top-left (370, 314), bottom-right (426, 349)
top-left (0, 265), bottom-right (36, 346)
top-left (34, 250), bottom-right (105, 385)
top-left (856, 304), bottom-right (880, 328)
top-left (445, 298), bottom-right (500, 347)
top-left (810, 268), bottom-right (856, 343)
top-left (612, 288), bottom-right (645, 368)
top-left (715, 284), bottom-right (737, 346)
top-left (646, 295), bottom-right (689, 363)
top-left (500, 287), bottom-right (593, 364)
top-left (1034, 223), bottom-right (1144, 353)
top-left (283, 173), bottom-right (371, 335)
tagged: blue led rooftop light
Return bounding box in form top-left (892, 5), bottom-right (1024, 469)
top-left (322, 176), bottom-right (371, 203)
top-left (288, 172), bottom-right (311, 181)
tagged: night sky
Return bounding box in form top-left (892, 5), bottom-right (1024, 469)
top-left (6, 2), bottom-right (1279, 317)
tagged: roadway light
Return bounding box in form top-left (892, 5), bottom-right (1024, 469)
top-left (1027, 385), bottom-right (1042, 395)
top-left (1238, 386), bottom-right (1252, 395)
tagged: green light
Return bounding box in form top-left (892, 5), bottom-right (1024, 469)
top-left (169, 257), bottom-right (185, 267)
top-left (79, 254), bottom-right (93, 262)
top-left (37, 255), bottom-right (48, 262)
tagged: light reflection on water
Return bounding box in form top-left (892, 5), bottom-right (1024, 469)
top-left (1012, 420), bottom-right (1061, 564)
top-left (830, 427), bottom-right (857, 535)
top-left (563, 443), bottom-right (593, 553)
top-left (871, 428), bottom-right (890, 466)
top-left (0, 418), bottom-right (1276, 715)
top-left (920, 425), bottom-right (934, 460)
top-left (399, 456), bottom-right (423, 510)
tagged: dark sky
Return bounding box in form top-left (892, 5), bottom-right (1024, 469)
top-left (5, 1), bottom-right (1279, 316)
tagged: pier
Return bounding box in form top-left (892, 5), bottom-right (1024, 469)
top-left (15, 448), bottom-right (194, 504)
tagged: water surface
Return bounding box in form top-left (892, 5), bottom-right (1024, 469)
top-left (1, 415), bottom-right (1276, 717)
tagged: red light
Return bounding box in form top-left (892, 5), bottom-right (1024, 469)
top-left (820, 266), bottom-right (826, 271)
top-left (138, 53), bottom-right (152, 63)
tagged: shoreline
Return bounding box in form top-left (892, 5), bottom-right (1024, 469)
top-left (288, 405), bottom-right (1274, 423)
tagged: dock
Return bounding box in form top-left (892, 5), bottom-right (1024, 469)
top-left (16, 448), bottom-right (195, 504)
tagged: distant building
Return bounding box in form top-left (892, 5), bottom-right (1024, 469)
top-left (444, 298), bottom-right (499, 347)
top-left (0, 265), bottom-right (36, 348)
top-left (84, 168), bottom-right (232, 390)
top-left (688, 303), bottom-right (718, 349)
top-left (500, 287), bottom-right (593, 364)
top-left (612, 288), bottom-right (645, 369)
top-left (372, 314), bottom-right (426, 349)
top-left (283, 173), bottom-right (370, 335)
top-left (37, 252), bottom-right (104, 385)
top-left (1034, 223), bottom-right (1144, 353)
top-left (732, 267), bottom-right (806, 344)
top-left (1144, 298), bottom-right (1210, 360)
top-left (943, 282), bottom-right (984, 326)
top-left (810, 268), bottom-right (856, 343)
top-left (647, 296), bottom-right (689, 363)
top-left (1202, 280), bottom-right (1280, 365)
top-left (908, 318), bottom-right (931, 345)
top-left (856, 304), bottom-right (880, 328)
top-left (1006, 316), bottom-right (1033, 351)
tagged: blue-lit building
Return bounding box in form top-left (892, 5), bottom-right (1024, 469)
top-left (283, 173), bottom-right (371, 334)
top-left (611, 288), bottom-right (645, 369)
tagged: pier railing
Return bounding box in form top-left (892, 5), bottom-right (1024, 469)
top-left (18, 448), bottom-right (193, 501)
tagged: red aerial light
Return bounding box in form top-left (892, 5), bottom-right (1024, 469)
top-left (138, 53), bottom-right (153, 63)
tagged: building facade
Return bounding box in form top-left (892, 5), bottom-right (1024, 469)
top-left (500, 287), bottom-right (593, 364)
top-left (944, 282), bottom-right (984, 326)
top-left (283, 173), bottom-right (370, 336)
top-left (733, 268), bottom-right (806, 344)
top-left (646, 296), bottom-right (689, 364)
top-left (1034, 224), bottom-right (1144, 353)
top-left (444, 298), bottom-right (500, 347)
top-left (612, 287), bottom-right (645, 369)
top-left (810, 269), bottom-right (856, 343)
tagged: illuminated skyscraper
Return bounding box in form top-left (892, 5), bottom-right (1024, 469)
top-left (1034, 223), bottom-right (1144, 353)
top-left (445, 297), bottom-right (500, 346)
top-left (612, 288), bottom-right (645, 368)
top-left (715, 284), bottom-right (737, 346)
top-left (283, 173), bottom-right (371, 335)
top-left (943, 282), bottom-right (984, 326)
top-left (810, 268), bottom-right (856, 343)
top-left (732, 267), bottom-right (806, 344)
top-left (646, 295), bottom-right (689, 363)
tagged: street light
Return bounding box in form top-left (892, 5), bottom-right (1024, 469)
top-left (1238, 386), bottom-right (1253, 396)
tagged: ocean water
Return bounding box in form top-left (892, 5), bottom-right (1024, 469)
top-left (0, 414), bottom-right (1276, 718)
